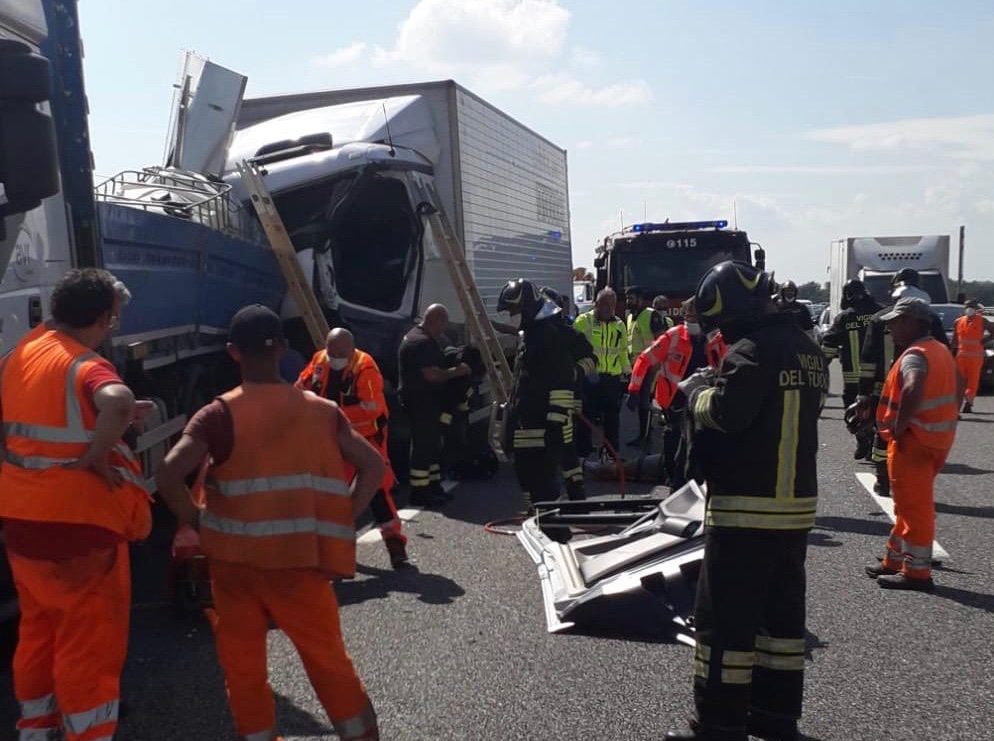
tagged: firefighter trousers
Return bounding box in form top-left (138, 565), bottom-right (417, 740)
top-left (8, 542), bottom-right (130, 741)
top-left (693, 530), bottom-right (808, 741)
top-left (956, 354), bottom-right (983, 404)
top-left (559, 408), bottom-right (585, 498)
top-left (882, 436), bottom-right (947, 580)
top-left (210, 560), bottom-right (378, 741)
top-left (403, 398), bottom-right (443, 495)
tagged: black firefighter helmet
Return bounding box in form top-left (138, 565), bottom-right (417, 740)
top-left (498, 278), bottom-right (543, 319)
top-left (696, 260), bottom-right (773, 332)
top-left (841, 278), bottom-right (869, 309)
top-left (891, 267), bottom-right (920, 288)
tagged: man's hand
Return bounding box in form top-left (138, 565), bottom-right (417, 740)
top-left (63, 453), bottom-right (123, 488)
top-left (852, 395), bottom-right (874, 421)
top-left (456, 362), bottom-right (472, 378)
top-left (130, 400), bottom-right (157, 432)
top-left (677, 369), bottom-right (712, 398)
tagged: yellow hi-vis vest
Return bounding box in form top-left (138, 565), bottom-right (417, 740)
top-left (574, 311), bottom-right (631, 377)
top-left (627, 308), bottom-right (655, 356)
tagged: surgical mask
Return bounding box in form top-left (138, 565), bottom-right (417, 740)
top-left (328, 356), bottom-right (350, 371)
top-left (966, 308), bottom-right (977, 317)
top-left (686, 321), bottom-right (701, 336)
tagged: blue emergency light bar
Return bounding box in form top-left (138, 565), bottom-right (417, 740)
top-left (629, 220), bottom-right (728, 234)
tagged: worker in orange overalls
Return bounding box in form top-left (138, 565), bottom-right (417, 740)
top-left (627, 297), bottom-right (726, 488)
top-left (156, 305), bottom-right (383, 741)
top-left (865, 297), bottom-right (963, 592)
top-left (951, 299), bottom-right (994, 413)
top-left (296, 327), bottom-right (409, 568)
top-left (0, 268), bottom-right (152, 741)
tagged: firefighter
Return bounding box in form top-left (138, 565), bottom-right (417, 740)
top-left (665, 261), bottom-right (826, 741)
top-left (774, 280), bottom-right (814, 335)
top-left (856, 275), bottom-right (949, 495)
top-left (397, 304), bottom-right (471, 507)
top-left (156, 305), bottom-right (382, 741)
top-left (951, 299), bottom-right (994, 413)
top-left (542, 286), bottom-right (598, 500)
top-left (626, 287), bottom-right (671, 446)
top-left (820, 278), bottom-right (881, 459)
top-left (573, 288), bottom-right (630, 458)
top-left (296, 328), bottom-right (409, 568)
top-left (864, 297), bottom-right (962, 591)
top-left (0, 269), bottom-right (152, 741)
top-left (499, 279), bottom-right (576, 509)
top-left (626, 297), bottom-right (726, 489)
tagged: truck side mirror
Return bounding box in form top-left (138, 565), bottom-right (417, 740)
top-left (0, 39), bottom-right (60, 221)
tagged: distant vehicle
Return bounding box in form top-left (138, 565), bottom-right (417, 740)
top-left (815, 307), bottom-right (832, 344)
top-left (573, 279), bottom-right (594, 316)
top-left (594, 220), bottom-right (765, 320)
top-left (828, 235), bottom-right (950, 316)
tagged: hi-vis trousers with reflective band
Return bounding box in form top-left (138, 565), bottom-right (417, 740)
top-left (693, 531), bottom-right (807, 740)
top-left (882, 435), bottom-right (948, 580)
top-left (210, 560), bottom-right (377, 741)
top-left (8, 542), bottom-right (129, 741)
top-left (956, 353), bottom-right (983, 404)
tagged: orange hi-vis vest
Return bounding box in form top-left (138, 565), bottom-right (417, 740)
top-left (0, 325), bottom-right (151, 540)
top-left (629, 325), bottom-right (727, 409)
top-left (877, 337), bottom-right (959, 451)
top-left (954, 315), bottom-right (985, 359)
top-left (201, 383), bottom-right (356, 577)
top-left (297, 349), bottom-right (387, 440)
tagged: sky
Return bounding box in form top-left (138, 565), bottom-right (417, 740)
top-left (77, 0), bottom-right (994, 284)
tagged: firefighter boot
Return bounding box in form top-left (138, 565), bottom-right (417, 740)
top-left (873, 460), bottom-right (890, 497)
top-left (853, 434), bottom-right (871, 461)
top-left (747, 716), bottom-right (799, 741)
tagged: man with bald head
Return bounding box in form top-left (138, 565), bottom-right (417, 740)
top-left (297, 327), bottom-right (410, 567)
top-left (398, 304), bottom-right (471, 506)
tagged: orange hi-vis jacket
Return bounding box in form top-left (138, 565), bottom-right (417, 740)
top-left (0, 325), bottom-right (151, 540)
top-left (628, 325), bottom-right (727, 409)
top-left (953, 315), bottom-right (985, 359)
top-left (877, 337), bottom-right (959, 451)
top-left (297, 349), bottom-right (387, 440)
top-left (201, 383), bottom-right (356, 578)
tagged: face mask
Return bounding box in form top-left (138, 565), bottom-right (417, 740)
top-left (686, 321), bottom-right (701, 336)
top-left (966, 308), bottom-right (977, 317)
top-left (328, 356), bottom-right (350, 371)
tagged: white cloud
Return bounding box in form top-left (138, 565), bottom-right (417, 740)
top-left (606, 136), bottom-right (635, 148)
top-left (311, 42), bottom-right (367, 69)
top-left (575, 140), bottom-right (594, 149)
top-left (569, 46), bottom-right (601, 68)
top-left (806, 114), bottom-right (994, 161)
top-left (532, 74), bottom-right (652, 106)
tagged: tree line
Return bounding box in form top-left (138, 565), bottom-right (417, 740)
top-left (796, 280), bottom-right (994, 306)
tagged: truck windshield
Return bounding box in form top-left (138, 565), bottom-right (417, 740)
top-left (612, 232), bottom-right (751, 296)
top-left (863, 273), bottom-right (948, 305)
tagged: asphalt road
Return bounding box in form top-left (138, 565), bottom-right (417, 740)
top-left (2, 367), bottom-right (994, 740)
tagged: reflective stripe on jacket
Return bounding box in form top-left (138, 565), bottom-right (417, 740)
top-left (573, 311), bottom-right (630, 376)
top-left (953, 315), bottom-right (985, 358)
top-left (877, 337), bottom-right (959, 451)
top-left (202, 384), bottom-right (356, 576)
top-left (0, 325), bottom-right (151, 540)
top-left (629, 325), bottom-right (727, 409)
top-left (627, 308), bottom-right (655, 357)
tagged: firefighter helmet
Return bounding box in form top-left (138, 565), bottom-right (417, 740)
top-left (844, 402), bottom-right (874, 438)
top-left (695, 261), bottom-right (772, 331)
top-left (498, 278), bottom-right (542, 318)
top-left (779, 280), bottom-right (798, 302)
top-left (841, 278), bottom-right (869, 309)
top-left (891, 267), bottom-right (920, 288)
top-left (539, 285), bottom-right (569, 312)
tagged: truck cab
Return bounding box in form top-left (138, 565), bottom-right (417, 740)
top-left (593, 220), bottom-right (764, 318)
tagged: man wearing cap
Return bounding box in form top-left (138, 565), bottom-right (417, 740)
top-left (863, 297), bottom-right (962, 592)
top-left (156, 305), bottom-right (383, 741)
top-left (297, 327), bottom-right (409, 568)
top-left (951, 299), bottom-right (994, 413)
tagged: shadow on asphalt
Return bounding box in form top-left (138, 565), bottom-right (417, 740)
top-left (275, 692), bottom-right (334, 737)
top-left (941, 462), bottom-right (994, 476)
top-left (336, 564), bottom-right (465, 607)
top-left (813, 515), bottom-right (892, 539)
top-left (931, 585), bottom-right (994, 615)
top-left (935, 501), bottom-right (994, 518)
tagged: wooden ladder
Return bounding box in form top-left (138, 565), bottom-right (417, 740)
top-left (410, 177), bottom-right (514, 404)
top-left (237, 160), bottom-right (329, 349)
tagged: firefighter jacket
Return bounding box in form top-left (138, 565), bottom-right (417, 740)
top-left (510, 316), bottom-right (577, 452)
top-left (628, 325), bottom-right (727, 410)
top-left (877, 337), bottom-right (958, 451)
top-left (0, 325), bottom-right (151, 540)
top-left (952, 315), bottom-right (986, 359)
top-left (859, 310), bottom-right (949, 396)
top-left (573, 310), bottom-right (631, 377)
top-left (688, 315), bottom-right (827, 533)
top-left (820, 298), bottom-right (882, 386)
top-left (201, 383), bottom-right (356, 577)
top-left (296, 349), bottom-right (387, 440)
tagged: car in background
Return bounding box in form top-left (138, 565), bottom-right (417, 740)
top-left (815, 307), bottom-right (832, 344)
top-left (930, 303), bottom-right (994, 392)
